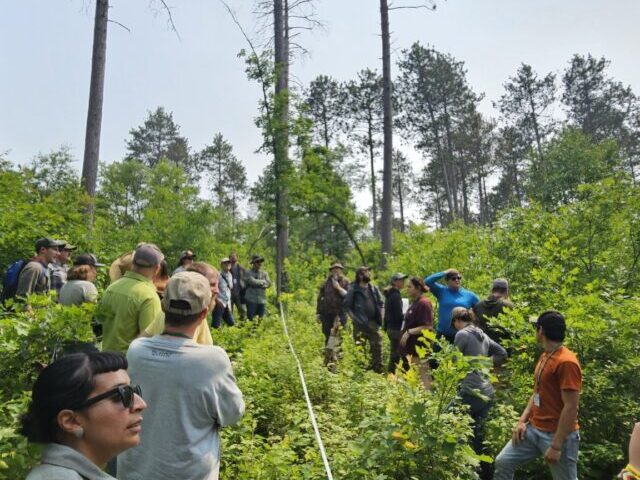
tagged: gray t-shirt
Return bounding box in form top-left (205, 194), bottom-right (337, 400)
top-left (58, 280), bottom-right (98, 306)
top-left (454, 324), bottom-right (507, 396)
top-left (118, 336), bottom-right (245, 480)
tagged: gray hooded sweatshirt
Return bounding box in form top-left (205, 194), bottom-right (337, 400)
top-left (454, 324), bottom-right (507, 396)
top-left (26, 443), bottom-right (115, 480)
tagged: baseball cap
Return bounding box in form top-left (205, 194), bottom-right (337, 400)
top-left (492, 278), bottom-right (509, 290)
top-left (220, 257), bottom-right (231, 264)
top-left (74, 253), bottom-right (105, 267)
top-left (162, 271), bottom-right (212, 315)
top-left (390, 272), bottom-right (408, 282)
top-left (35, 237), bottom-right (65, 252)
top-left (133, 244), bottom-right (164, 267)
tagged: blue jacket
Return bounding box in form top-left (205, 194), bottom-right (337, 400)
top-left (424, 271), bottom-right (479, 337)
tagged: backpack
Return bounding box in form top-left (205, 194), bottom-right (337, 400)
top-left (1, 259), bottom-right (27, 302)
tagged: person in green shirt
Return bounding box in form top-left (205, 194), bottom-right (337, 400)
top-left (97, 244), bottom-right (164, 353)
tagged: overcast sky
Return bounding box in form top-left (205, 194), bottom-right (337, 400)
top-left (2, 0), bottom-right (639, 187)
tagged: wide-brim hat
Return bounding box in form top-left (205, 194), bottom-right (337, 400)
top-left (329, 262), bottom-right (344, 271)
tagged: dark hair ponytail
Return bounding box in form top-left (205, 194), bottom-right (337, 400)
top-left (20, 352), bottom-right (127, 443)
top-left (409, 276), bottom-right (429, 294)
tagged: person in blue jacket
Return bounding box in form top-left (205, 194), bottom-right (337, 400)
top-left (424, 269), bottom-right (479, 343)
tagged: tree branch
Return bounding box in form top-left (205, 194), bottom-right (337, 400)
top-left (108, 18), bottom-right (131, 33)
top-left (153, 0), bottom-right (181, 40)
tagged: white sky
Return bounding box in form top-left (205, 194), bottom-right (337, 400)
top-left (2, 0), bottom-right (639, 198)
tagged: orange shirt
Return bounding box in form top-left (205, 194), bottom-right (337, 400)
top-left (530, 345), bottom-right (582, 433)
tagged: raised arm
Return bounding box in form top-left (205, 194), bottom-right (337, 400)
top-left (424, 271), bottom-right (446, 297)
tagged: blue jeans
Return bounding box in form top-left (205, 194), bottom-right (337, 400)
top-left (212, 304), bottom-right (235, 328)
top-left (246, 302), bottom-right (266, 320)
top-left (493, 425), bottom-right (579, 480)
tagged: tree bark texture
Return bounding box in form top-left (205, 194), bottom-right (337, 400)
top-left (82, 0), bottom-right (108, 222)
top-left (274, 0), bottom-right (289, 296)
top-left (379, 0), bottom-right (394, 262)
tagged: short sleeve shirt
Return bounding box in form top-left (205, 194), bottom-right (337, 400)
top-left (530, 346), bottom-right (582, 432)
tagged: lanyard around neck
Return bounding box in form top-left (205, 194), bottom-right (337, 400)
top-left (535, 345), bottom-right (562, 391)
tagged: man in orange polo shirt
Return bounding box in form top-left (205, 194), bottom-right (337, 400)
top-left (493, 310), bottom-right (581, 480)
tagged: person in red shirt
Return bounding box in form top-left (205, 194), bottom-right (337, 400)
top-left (493, 310), bottom-right (581, 480)
top-left (399, 277), bottom-right (433, 389)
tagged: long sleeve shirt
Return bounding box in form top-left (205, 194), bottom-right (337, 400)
top-left (424, 271), bottom-right (479, 337)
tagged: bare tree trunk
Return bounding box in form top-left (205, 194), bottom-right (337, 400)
top-left (526, 85), bottom-right (545, 162)
top-left (379, 0), bottom-right (393, 263)
top-left (274, 0), bottom-right (289, 296)
top-left (367, 119), bottom-right (378, 235)
top-left (397, 180), bottom-right (405, 232)
top-left (81, 0), bottom-right (108, 224)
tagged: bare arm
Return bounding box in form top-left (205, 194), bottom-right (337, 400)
top-left (550, 390), bottom-right (580, 450)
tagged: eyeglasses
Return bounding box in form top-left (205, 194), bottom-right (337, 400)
top-left (77, 384), bottom-right (142, 410)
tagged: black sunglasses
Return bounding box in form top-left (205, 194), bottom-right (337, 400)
top-left (449, 276), bottom-right (462, 281)
top-left (78, 384), bottom-right (142, 410)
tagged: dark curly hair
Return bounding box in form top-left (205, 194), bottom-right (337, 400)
top-left (20, 352), bottom-right (127, 443)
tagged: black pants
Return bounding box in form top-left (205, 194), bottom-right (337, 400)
top-left (320, 312), bottom-right (346, 345)
top-left (459, 391), bottom-right (493, 479)
top-left (386, 328), bottom-right (402, 372)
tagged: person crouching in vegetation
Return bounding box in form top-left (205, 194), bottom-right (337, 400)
top-left (451, 306), bottom-right (507, 479)
top-left (58, 254), bottom-right (104, 306)
top-left (399, 277), bottom-right (433, 388)
top-left (383, 273), bottom-right (408, 373)
top-left (493, 310), bottom-right (581, 480)
top-left (21, 352), bottom-right (146, 480)
top-left (344, 266), bottom-right (384, 373)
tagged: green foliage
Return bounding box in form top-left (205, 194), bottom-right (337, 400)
top-left (527, 128), bottom-right (621, 207)
top-left (0, 297), bottom-right (96, 479)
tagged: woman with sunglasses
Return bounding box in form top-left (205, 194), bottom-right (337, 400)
top-left (22, 351), bottom-right (146, 480)
top-left (424, 268), bottom-right (480, 343)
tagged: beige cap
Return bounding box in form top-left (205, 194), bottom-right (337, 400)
top-left (162, 271), bottom-right (212, 315)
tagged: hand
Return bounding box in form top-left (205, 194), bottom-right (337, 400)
top-left (512, 421), bottom-right (527, 445)
top-left (400, 331), bottom-right (410, 348)
top-left (544, 445), bottom-right (562, 464)
top-left (316, 314), bottom-right (321, 324)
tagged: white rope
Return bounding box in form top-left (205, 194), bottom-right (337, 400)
top-left (278, 302), bottom-right (334, 480)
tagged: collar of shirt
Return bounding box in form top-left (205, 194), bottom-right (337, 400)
top-left (123, 270), bottom-right (154, 284)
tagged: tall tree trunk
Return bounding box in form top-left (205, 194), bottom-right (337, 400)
top-left (425, 103), bottom-right (454, 221)
top-left (81, 0), bottom-right (108, 225)
top-left (379, 0), bottom-right (393, 263)
top-left (442, 102), bottom-right (459, 218)
top-left (367, 118), bottom-right (378, 235)
top-left (526, 86), bottom-right (545, 162)
top-left (274, 0), bottom-right (289, 296)
top-left (397, 180), bottom-right (405, 232)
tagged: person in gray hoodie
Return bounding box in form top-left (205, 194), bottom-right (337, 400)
top-left (452, 306), bottom-right (507, 479)
top-left (21, 351), bottom-right (146, 480)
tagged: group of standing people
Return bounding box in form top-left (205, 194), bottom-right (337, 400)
top-left (316, 263), bottom-right (587, 480)
top-left (6, 239), bottom-right (279, 480)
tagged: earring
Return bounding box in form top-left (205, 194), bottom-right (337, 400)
top-left (73, 428), bottom-right (84, 439)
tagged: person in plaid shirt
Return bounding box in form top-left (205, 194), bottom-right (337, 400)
top-left (49, 242), bottom-right (76, 297)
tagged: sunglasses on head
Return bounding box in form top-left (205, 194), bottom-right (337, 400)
top-left (78, 384), bottom-right (142, 410)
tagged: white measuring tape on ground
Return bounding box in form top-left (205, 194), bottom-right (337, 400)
top-left (278, 302), bottom-right (334, 480)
